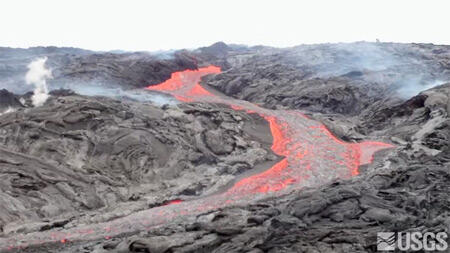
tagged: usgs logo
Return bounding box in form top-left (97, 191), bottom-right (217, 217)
top-left (377, 232), bottom-right (448, 251)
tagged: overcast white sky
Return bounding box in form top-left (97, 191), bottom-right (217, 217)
top-left (0, 0), bottom-right (449, 51)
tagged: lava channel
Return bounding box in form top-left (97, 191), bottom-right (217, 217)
top-left (1, 66), bottom-right (394, 251)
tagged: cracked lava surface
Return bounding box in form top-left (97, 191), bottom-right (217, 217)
top-left (1, 66), bottom-right (394, 251)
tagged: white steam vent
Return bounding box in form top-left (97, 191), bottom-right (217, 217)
top-left (25, 57), bottom-right (52, 107)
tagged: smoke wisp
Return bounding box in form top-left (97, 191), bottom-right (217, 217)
top-left (0, 107), bottom-right (16, 116)
top-left (396, 78), bottom-right (446, 99)
top-left (61, 82), bottom-right (178, 106)
top-left (25, 57), bottom-right (52, 107)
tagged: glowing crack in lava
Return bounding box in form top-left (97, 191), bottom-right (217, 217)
top-left (1, 66), bottom-right (394, 251)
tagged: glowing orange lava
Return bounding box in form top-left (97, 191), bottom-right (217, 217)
top-left (1, 66), bottom-right (394, 250)
top-left (146, 66), bottom-right (394, 194)
top-left (147, 66), bottom-right (220, 102)
top-left (164, 199), bottom-right (183, 205)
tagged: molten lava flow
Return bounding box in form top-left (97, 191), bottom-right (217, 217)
top-left (263, 115), bottom-right (289, 155)
top-left (1, 66), bottom-right (394, 250)
top-left (146, 66), bottom-right (394, 194)
top-left (164, 199), bottom-right (183, 206)
top-left (147, 66), bottom-right (220, 102)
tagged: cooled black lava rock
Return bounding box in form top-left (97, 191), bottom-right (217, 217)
top-left (0, 89), bottom-right (23, 109)
top-left (0, 47), bottom-right (198, 94)
top-left (0, 91), bottom-right (277, 237)
top-left (2, 42), bottom-right (450, 253)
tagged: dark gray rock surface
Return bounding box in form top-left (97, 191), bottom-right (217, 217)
top-left (0, 92), bottom-right (277, 240)
top-left (49, 85), bottom-right (449, 253)
top-left (0, 89), bottom-right (23, 110)
top-left (203, 42), bottom-right (450, 116)
top-left (1, 42), bottom-right (450, 252)
top-left (0, 47), bottom-right (197, 94)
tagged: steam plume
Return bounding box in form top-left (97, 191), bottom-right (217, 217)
top-left (25, 57), bottom-right (52, 107)
top-left (0, 107), bottom-right (16, 116)
top-left (396, 79), bottom-right (446, 99)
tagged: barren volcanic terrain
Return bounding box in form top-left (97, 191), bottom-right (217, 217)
top-left (0, 42), bottom-right (450, 252)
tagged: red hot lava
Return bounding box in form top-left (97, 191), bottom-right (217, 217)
top-left (1, 66), bottom-right (394, 251)
top-left (147, 66), bottom-right (220, 102)
top-left (148, 66), bottom-right (393, 194)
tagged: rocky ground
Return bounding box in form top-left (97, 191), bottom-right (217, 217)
top-left (0, 47), bottom-right (197, 94)
top-left (0, 88), bottom-right (278, 232)
top-left (0, 42), bottom-right (450, 252)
